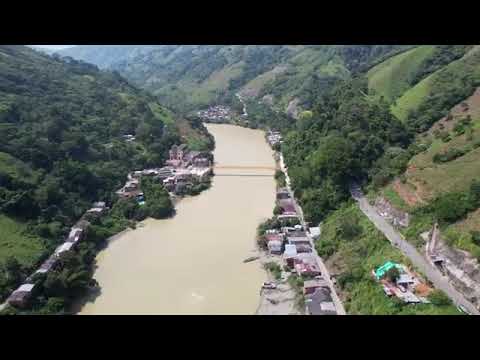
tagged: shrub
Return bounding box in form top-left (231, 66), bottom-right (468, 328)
top-left (265, 262), bottom-right (282, 280)
top-left (428, 290), bottom-right (452, 306)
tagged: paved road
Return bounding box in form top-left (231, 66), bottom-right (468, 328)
top-left (279, 154), bottom-right (346, 315)
top-left (351, 185), bottom-right (479, 315)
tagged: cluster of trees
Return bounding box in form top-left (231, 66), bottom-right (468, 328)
top-left (427, 180), bottom-right (480, 224)
top-left (0, 46), bottom-right (181, 232)
top-left (282, 78), bottom-right (410, 224)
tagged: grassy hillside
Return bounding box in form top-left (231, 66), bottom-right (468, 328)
top-left (391, 46), bottom-right (480, 127)
top-left (367, 46), bottom-right (436, 102)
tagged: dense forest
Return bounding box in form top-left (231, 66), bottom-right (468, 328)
top-left (282, 78), bottom-right (410, 224)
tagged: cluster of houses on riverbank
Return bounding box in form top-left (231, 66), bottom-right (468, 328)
top-left (116, 144), bottom-right (213, 198)
top-left (373, 261), bottom-right (433, 304)
top-left (261, 187), bottom-right (336, 314)
top-left (7, 202), bottom-right (108, 308)
top-left (7, 143), bottom-right (214, 310)
top-left (197, 105), bottom-right (233, 122)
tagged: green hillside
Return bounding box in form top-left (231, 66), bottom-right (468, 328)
top-left (367, 45), bottom-right (436, 102)
top-left (391, 46), bottom-right (479, 128)
top-left (61, 45), bottom-right (410, 115)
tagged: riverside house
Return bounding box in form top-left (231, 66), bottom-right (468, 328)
top-left (7, 284), bottom-right (35, 308)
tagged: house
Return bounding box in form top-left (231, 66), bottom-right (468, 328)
top-left (8, 284), bottom-right (35, 308)
top-left (190, 167), bottom-right (212, 182)
top-left (278, 199), bottom-right (296, 215)
top-left (303, 279), bottom-right (330, 295)
top-left (294, 244), bottom-right (312, 253)
top-left (55, 242), bottom-right (74, 256)
top-left (35, 256), bottom-right (58, 275)
top-left (284, 244), bottom-right (298, 268)
top-left (268, 240), bottom-right (283, 254)
top-left (156, 167), bottom-right (175, 180)
top-left (294, 253), bottom-right (321, 277)
top-left (277, 214), bottom-right (300, 222)
top-left (320, 302), bottom-right (336, 314)
top-left (309, 227), bottom-right (321, 240)
top-left (123, 134), bottom-right (135, 142)
top-left (169, 144), bottom-right (188, 162)
top-left (86, 201), bottom-right (107, 217)
top-left (398, 291), bottom-right (421, 304)
top-left (286, 231), bottom-right (310, 247)
top-left (396, 273), bottom-right (415, 288)
top-left (67, 228), bottom-right (83, 244)
top-left (276, 188), bottom-right (290, 201)
top-left (193, 158), bottom-right (210, 168)
top-left (305, 288), bottom-right (335, 315)
top-left (93, 201), bottom-right (106, 209)
top-left (374, 261), bottom-right (401, 280)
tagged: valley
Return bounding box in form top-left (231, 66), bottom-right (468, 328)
top-left (2, 44), bottom-right (480, 315)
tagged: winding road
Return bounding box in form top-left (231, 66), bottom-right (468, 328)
top-left (350, 184), bottom-right (479, 315)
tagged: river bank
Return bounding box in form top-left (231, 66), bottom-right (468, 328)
top-left (77, 124), bottom-right (276, 315)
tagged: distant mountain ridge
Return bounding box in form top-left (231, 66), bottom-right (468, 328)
top-left (58, 45), bottom-right (412, 114)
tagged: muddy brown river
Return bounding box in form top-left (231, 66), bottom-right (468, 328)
top-left (78, 124), bottom-right (276, 314)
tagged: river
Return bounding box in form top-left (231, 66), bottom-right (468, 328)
top-left (78, 124), bottom-right (276, 315)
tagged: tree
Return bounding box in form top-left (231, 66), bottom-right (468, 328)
top-left (273, 205), bottom-right (283, 216)
top-left (338, 216), bottom-right (362, 240)
top-left (3, 257), bottom-right (22, 284)
top-left (428, 289), bottom-right (452, 306)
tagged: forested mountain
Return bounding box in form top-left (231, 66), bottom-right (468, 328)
top-left (0, 45), bottom-right (210, 305)
top-left (59, 45), bottom-right (412, 115)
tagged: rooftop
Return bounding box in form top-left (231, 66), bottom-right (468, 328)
top-left (15, 284), bottom-right (35, 293)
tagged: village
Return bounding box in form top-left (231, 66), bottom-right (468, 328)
top-left (197, 105), bottom-right (233, 122)
top-left (5, 143), bottom-right (214, 309)
top-left (116, 143), bottom-right (213, 200)
top-left (255, 130), bottom-right (340, 315)
top-left (257, 185), bottom-right (336, 315)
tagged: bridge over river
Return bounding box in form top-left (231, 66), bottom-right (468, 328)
top-left (213, 164), bottom-right (277, 177)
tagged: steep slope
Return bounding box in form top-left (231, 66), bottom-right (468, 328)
top-left (0, 45), bottom-right (209, 301)
top-left (367, 45), bottom-right (472, 108)
top-left (389, 45), bottom-right (479, 128)
top-left (367, 46), bottom-right (436, 101)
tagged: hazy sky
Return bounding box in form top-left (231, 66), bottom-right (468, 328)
top-left (31, 45), bottom-right (76, 50)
